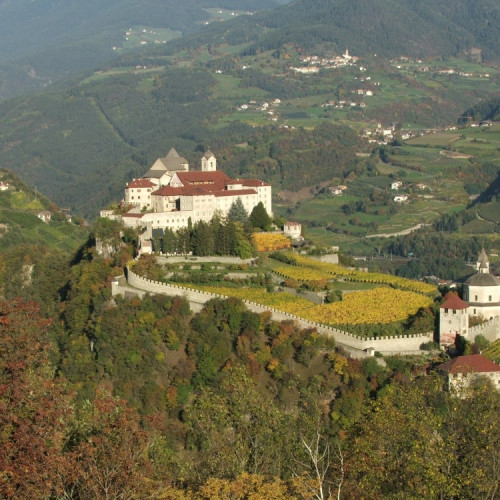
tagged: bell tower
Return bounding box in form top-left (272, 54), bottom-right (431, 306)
top-left (201, 150), bottom-right (216, 172)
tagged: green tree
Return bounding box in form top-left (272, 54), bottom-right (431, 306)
top-left (250, 202), bottom-right (272, 230)
top-left (227, 198), bottom-right (249, 223)
top-left (192, 220), bottom-right (215, 256)
top-left (184, 366), bottom-right (295, 482)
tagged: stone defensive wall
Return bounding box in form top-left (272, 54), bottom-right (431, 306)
top-left (116, 267), bottom-right (433, 358)
top-left (467, 316), bottom-right (500, 343)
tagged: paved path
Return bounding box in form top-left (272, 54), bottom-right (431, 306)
top-left (366, 223), bottom-right (429, 239)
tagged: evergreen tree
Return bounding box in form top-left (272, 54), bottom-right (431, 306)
top-left (249, 201), bottom-right (272, 230)
top-left (162, 228), bottom-right (178, 254)
top-left (192, 221), bottom-right (215, 256)
top-left (227, 198), bottom-right (248, 223)
top-left (176, 227), bottom-right (192, 254)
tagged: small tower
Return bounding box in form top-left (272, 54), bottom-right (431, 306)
top-left (477, 248), bottom-right (490, 274)
top-left (439, 293), bottom-right (469, 346)
top-left (201, 150), bottom-right (217, 172)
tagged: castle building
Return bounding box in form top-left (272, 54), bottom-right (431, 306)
top-left (108, 148), bottom-right (272, 231)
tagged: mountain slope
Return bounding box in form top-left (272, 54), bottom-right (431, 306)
top-left (0, 0), bottom-right (279, 99)
top-left (170, 0), bottom-right (500, 62)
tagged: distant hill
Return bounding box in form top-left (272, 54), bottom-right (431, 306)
top-left (0, 0), bottom-right (499, 218)
top-left (0, 0), bottom-right (279, 99)
top-left (170, 0), bottom-right (500, 62)
top-left (459, 97), bottom-right (500, 125)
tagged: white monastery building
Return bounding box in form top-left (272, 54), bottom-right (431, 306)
top-left (104, 148), bottom-right (272, 231)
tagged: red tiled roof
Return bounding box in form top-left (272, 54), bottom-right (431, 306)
top-left (152, 186), bottom-right (183, 196)
top-left (126, 178), bottom-right (155, 188)
top-left (437, 354), bottom-right (500, 374)
top-left (440, 293), bottom-right (469, 310)
top-left (122, 212), bottom-right (145, 218)
top-left (239, 179), bottom-right (271, 187)
top-left (176, 171), bottom-right (232, 190)
top-left (152, 185), bottom-right (216, 197)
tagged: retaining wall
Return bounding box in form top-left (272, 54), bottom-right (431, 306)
top-left (157, 256), bottom-right (255, 265)
top-left (122, 267), bottom-right (433, 355)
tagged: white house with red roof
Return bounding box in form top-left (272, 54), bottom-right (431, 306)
top-left (437, 354), bottom-right (500, 392)
top-left (114, 149), bottom-right (272, 231)
top-left (124, 178), bottom-right (156, 209)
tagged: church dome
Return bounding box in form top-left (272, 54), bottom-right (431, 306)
top-left (464, 273), bottom-right (500, 287)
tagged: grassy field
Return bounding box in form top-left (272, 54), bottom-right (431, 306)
top-left (479, 202), bottom-right (500, 224)
top-left (0, 209), bottom-right (87, 252)
top-left (461, 219), bottom-right (497, 234)
top-left (121, 26), bottom-right (181, 51)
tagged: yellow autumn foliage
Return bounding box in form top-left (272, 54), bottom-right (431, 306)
top-left (253, 232), bottom-right (291, 252)
top-left (179, 283), bottom-right (432, 326)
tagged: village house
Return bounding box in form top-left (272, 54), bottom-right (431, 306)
top-left (394, 194), bottom-right (409, 203)
top-left (437, 354), bottom-right (500, 393)
top-left (37, 211), bottom-right (52, 223)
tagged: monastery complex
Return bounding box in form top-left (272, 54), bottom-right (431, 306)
top-left (102, 148), bottom-right (272, 231)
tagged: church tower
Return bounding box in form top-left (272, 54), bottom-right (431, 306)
top-left (201, 150), bottom-right (217, 172)
top-left (439, 293), bottom-right (469, 345)
top-left (477, 248), bottom-right (490, 274)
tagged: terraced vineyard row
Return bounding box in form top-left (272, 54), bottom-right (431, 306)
top-left (275, 252), bottom-right (437, 294)
top-left (178, 283), bottom-right (432, 328)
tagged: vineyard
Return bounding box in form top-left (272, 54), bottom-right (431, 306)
top-left (253, 232), bottom-right (291, 252)
top-left (274, 264), bottom-right (328, 288)
top-left (484, 339), bottom-right (500, 363)
top-left (271, 252), bottom-right (437, 294)
top-left (177, 283), bottom-right (433, 331)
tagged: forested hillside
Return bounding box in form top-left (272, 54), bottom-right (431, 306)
top-left (0, 0), bottom-right (278, 99)
top-left (170, 0), bottom-right (500, 61)
top-left (0, 169), bottom-right (88, 315)
top-left (459, 96), bottom-right (500, 124)
top-left (0, 0), bottom-right (499, 222)
top-left (0, 71), bottom-right (363, 217)
top-left (1, 219), bottom-right (499, 497)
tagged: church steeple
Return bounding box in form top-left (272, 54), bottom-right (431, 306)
top-left (477, 248), bottom-right (489, 274)
top-left (201, 149), bottom-right (216, 172)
